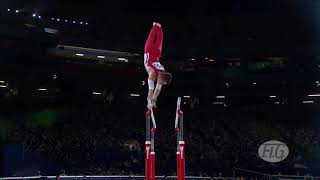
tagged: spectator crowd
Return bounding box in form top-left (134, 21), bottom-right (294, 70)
top-left (2, 96), bottom-right (320, 177)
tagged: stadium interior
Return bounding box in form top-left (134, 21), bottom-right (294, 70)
top-left (1, 0), bottom-right (320, 179)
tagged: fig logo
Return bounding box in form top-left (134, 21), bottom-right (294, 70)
top-left (258, 140), bottom-right (289, 163)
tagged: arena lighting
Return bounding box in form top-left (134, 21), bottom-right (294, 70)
top-left (0, 81), bottom-right (5, 83)
top-left (32, 13), bottom-right (36, 17)
top-left (93, 92), bottom-right (101, 95)
top-left (118, 58), bottom-right (128, 62)
top-left (216, 96), bottom-right (225, 99)
top-left (308, 94), bottom-right (320, 97)
top-left (57, 18), bottom-right (60, 21)
top-left (80, 22), bottom-right (83, 25)
top-left (44, 28), bottom-right (58, 34)
top-left (15, 10), bottom-right (19, 13)
top-left (190, 58), bottom-right (196, 61)
top-left (130, 94), bottom-right (140, 97)
top-left (205, 57), bottom-right (215, 62)
top-left (253, 82), bottom-right (257, 85)
top-left (0, 85), bottom-right (7, 88)
top-left (275, 101), bottom-right (280, 104)
top-left (75, 53), bottom-right (84, 57)
top-left (73, 21), bottom-right (76, 24)
top-left (97, 56), bottom-right (105, 59)
top-left (37, 88), bottom-right (47, 91)
top-left (38, 16), bottom-right (41, 19)
top-left (7, 9), bottom-right (10, 12)
top-left (65, 20), bottom-right (68, 22)
top-left (51, 18), bottom-right (54, 20)
top-left (85, 22), bottom-right (88, 25)
top-left (303, 100), bottom-right (314, 104)
top-left (270, 96), bottom-right (277, 98)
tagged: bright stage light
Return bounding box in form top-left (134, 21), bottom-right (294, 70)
top-left (38, 88), bottom-right (47, 91)
top-left (118, 58), bottom-right (128, 62)
top-left (308, 94), bottom-right (320, 97)
top-left (130, 94), bottom-right (140, 97)
top-left (303, 100), bottom-right (314, 104)
top-left (216, 96), bottom-right (225, 99)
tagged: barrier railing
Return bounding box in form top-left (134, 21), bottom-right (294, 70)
top-left (234, 168), bottom-right (320, 180)
top-left (0, 175), bottom-right (232, 180)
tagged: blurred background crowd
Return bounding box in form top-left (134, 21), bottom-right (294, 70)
top-left (1, 94), bottom-right (320, 177)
